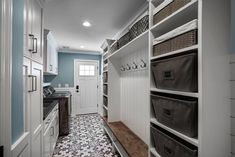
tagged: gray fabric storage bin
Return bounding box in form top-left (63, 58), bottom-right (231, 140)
top-left (103, 96), bottom-right (108, 107)
top-left (103, 72), bottom-right (108, 82)
top-left (151, 94), bottom-right (198, 137)
top-left (103, 84), bottom-right (108, 95)
top-left (151, 125), bottom-right (198, 157)
top-left (151, 52), bottom-right (198, 92)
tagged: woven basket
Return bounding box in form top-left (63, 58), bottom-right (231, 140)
top-left (103, 71), bottom-right (108, 82)
top-left (153, 29), bottom-right (198, 56)
top-left (110, 42), bottom-right (118, 54)
top-left (130, 15), bottom-right (149, 40)
top-left (171, 0), bottom-right (191, 13)
top-left (103, 96), bottom-right (108, 107)
top-left (171, 29), bottom-right (197, 51)
top-left (153, 0), bottom-right (191, 25)
top-left (118, 32), bottom-right (130, 48)
top-left (103, 59), bottom-right (108, 65)
top-left (103, 47), bottom-right (108, 53)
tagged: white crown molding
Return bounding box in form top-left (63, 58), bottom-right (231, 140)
top-left (59, 48), bottom-right (102, 55)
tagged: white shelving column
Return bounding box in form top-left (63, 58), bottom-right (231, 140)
top-left (149, 0), bottom-right (231, 157)
top-left (198, 0), bottom-right (231, 156)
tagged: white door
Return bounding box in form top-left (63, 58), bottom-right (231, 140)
top-left (74, 60), bottom-right (99, 115)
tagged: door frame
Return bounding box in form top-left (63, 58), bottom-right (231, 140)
top-left (73, 59), bottom-right (99, 114)
top-left (0, 0), bottom-right (13, 156)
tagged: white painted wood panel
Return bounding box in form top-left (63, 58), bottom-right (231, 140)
top-left (231, 55), bottom-right (235, 156)
top-left (120, 45), bottom-right (149, 144)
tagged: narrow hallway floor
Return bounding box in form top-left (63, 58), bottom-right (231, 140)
top-left (53, 114), bottom-right (114, 157)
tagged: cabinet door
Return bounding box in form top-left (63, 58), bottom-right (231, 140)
top-left (53, 48), bottom-right (58, 74)
top-left (50, 111), bottom-right (59, 151)
top-left (32, 0), bottom-right (43, 63)
top-left (47, 38), bottom-right (53, 73)
top-left (24, 0), bottom-right (31, 58)
top-left (43, 126), bottom-right (51, 157)
top-left (31, 61), bottom-right (43, 157)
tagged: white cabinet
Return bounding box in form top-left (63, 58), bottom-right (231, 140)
top-left (25, 0), bottom-right (43, 63)
top-left (24, 58), bottom-right (43, 157)
top-left (44, 29), bottom-right (58, 75)
top-left (43, 107), bottom-right (59, 157)
top-left (30, 61), bottom-right (44, 157)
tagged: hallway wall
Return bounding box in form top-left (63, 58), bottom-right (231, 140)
top-left (44, 52), bottom-right (102, 88)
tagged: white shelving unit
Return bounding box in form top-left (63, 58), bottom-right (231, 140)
top-left (150, 88), bottom-right (199, 98)
top-left (149, 0), bottom-right (231, 157)
top-left (101, 0), bottom-right (231, 156)
top-left (108, 31), bottom-right (149, 60)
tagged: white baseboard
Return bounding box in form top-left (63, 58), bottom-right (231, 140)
top-left (11, 132), bottom-right (30, 157)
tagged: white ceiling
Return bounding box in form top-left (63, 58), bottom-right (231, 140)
top-left (44, 0), bottom-right (146, 53)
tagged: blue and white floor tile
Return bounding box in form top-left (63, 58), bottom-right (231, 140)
top-left (53, 114), bottom-right (114, 157)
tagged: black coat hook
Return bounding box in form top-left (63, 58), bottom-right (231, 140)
top-left (126, 64), bottom-right (131, 70)
top-left (120, 65), bottom-right (126, 71)
top-left (140, 59), bottom-right (146, 68)
top-left (132, 62), bottom-right (138, 69)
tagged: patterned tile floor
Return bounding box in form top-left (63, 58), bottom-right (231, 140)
top-left (53, 114), bottom-right (114, 157)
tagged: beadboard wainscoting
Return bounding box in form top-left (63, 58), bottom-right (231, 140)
top-left (231, 54), bottom-right (235, 157)
top-left (120, 45), bottom-right (149, 144)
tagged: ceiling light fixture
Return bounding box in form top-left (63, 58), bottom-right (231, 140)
top-left (80, 45), bottom-right (85, 48)
top-left (82, 21), bottom-right (91, 27)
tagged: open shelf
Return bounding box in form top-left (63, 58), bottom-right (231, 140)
top-left (107, 31), bottom-right (149, 60)
top-left (103, 82), bottom-right (108, 85)
top-left (103, 63), bottom-right (108, 68)
top-left (150, 45), bottom-right (198, 60)
top-left (103, 94), bottom-right (108, 97)
top-left (150, 88), bottom-right (199, 98)
top-left (150, 118), bottom-right (199, 146)
top-left (150, 148), bottom-right (161, 157)
top-left (103, 105), bottom-right (108, 111)
top-left (150, 0), bottom-right (198, 37)
top-left (103, 51), bottom-right (108, 57)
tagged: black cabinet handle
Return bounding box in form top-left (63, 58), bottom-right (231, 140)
top-left (28, 34), bottom-right (34, 52)
top-left (28, 75), bottom-right (34, 92)
top-left (34, 76), bottom-right (37, 91)
top-left (32, 37), bottom-right (37, 54)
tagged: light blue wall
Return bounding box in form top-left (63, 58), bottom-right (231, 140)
top-left (44, 52), bottom-right (102, 87)
top-left (12, 0), bottom-right (24, 143)
top-left (232, 0), bottom-right (235, 52)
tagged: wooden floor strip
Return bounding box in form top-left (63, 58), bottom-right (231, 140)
top-left (108, 121), bottom-right (148, 157)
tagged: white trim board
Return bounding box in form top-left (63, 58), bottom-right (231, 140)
top-left (0, 0), bottom-right (12, 156)
top-left (11, 132), bottom-right (30, 157)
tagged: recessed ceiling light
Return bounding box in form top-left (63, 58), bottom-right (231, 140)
top-left (82, 21), bottom-right (91, 27)
top-left (80, 45), bottom-right (85, 48)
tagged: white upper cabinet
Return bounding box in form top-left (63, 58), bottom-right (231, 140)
top-left (25, 0), bottom-right (43, 64)
top-left (44, 29), bottom-right (58, 75)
